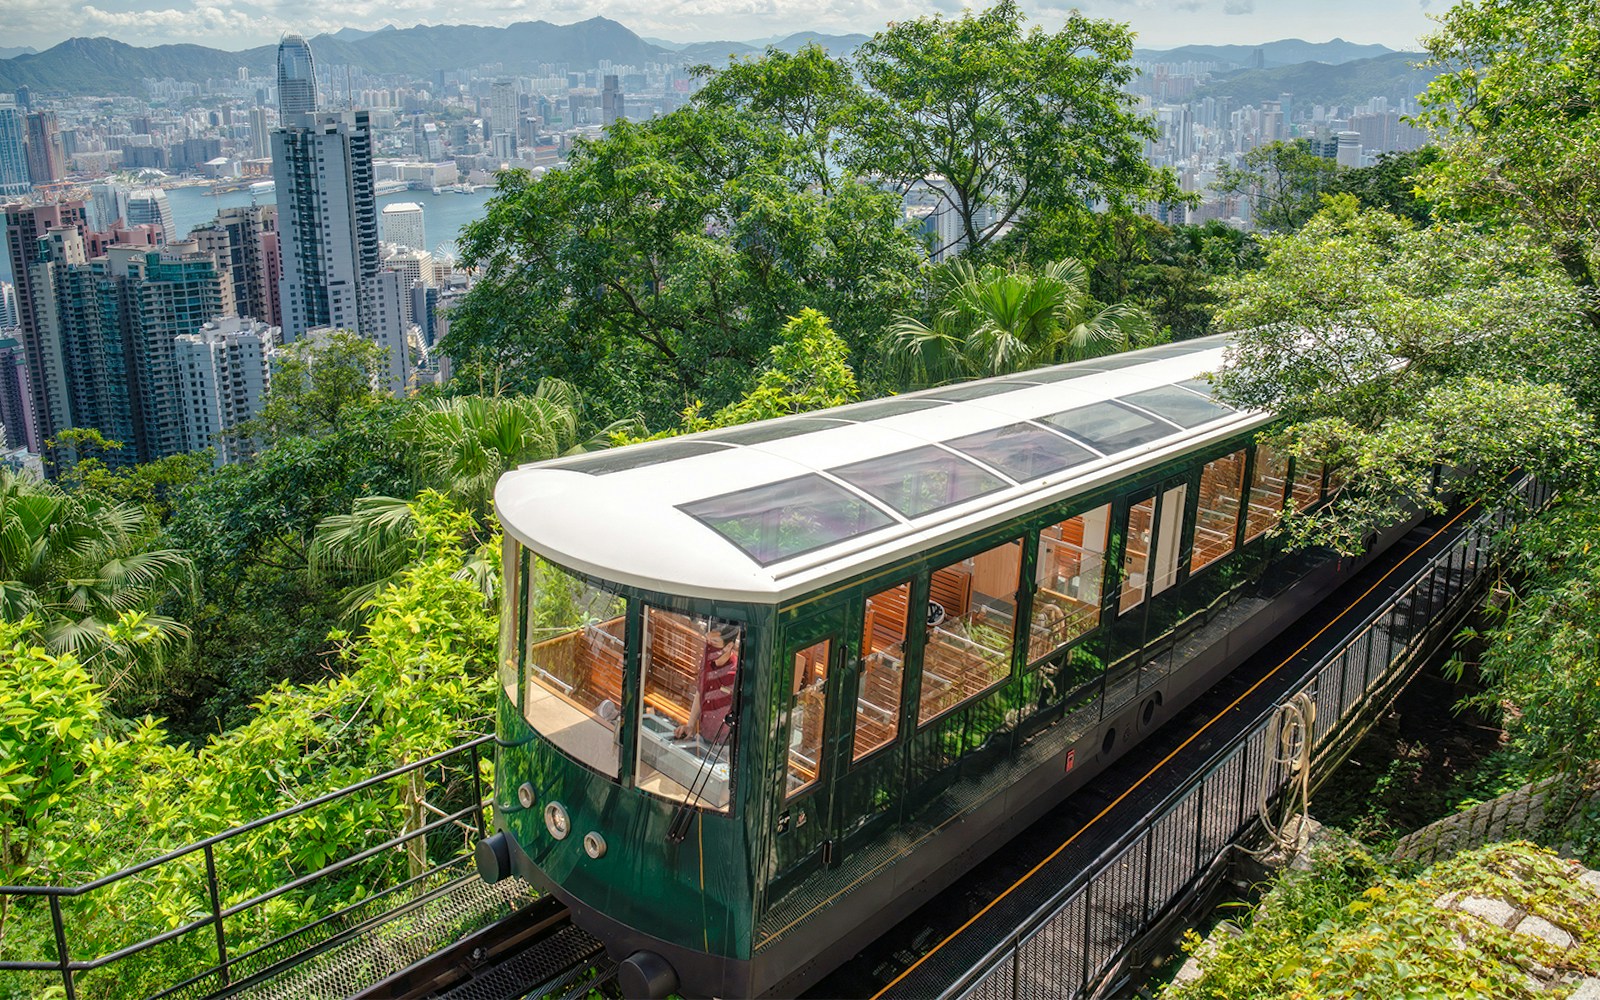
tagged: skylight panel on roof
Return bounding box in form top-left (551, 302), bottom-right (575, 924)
top-left (830, 445), bottom-right (1007, 518)
top-left (1120, 385), bottom-right (1236, 428)
top-left (679, 474), bottom-right (896, 566)
top-left (542, 439), bottom-right (732, 475)
top-left (1176, 377), bottom-right (1219, 398)
top-left (1040, 400), bottom-right (1178, 453)
top-left (944, 422), bottom-right (1099, 482)
top-left (924, 380), bottom-right (1037, 401)
top-left (1012, 366), bottom-right (1107, 384)
top-left (702, 417), bottom-right (852, 445)
top-left (831, 397), bottom-right (949, 421)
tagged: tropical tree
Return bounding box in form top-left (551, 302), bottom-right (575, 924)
top-left (0, 469), bottom-right (193, 690)
top-left (885, 258), bottom-right (1152, 386)
top-left (308, 382), bottom-right (634, 619)
top-left (849, 0), bottom-right (1178, 258)
top-left (1213, 139), bottom-right (1341, 232)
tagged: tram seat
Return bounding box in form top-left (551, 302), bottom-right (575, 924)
top-left (864, 589), bottom-right (910, 656)
top-left (930, 568), bottom-right (972, 620)
top-left (575, 619), bottom-right (626, 709)
top-left (642, 613), bottom-right (710, 723)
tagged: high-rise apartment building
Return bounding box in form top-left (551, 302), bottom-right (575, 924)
top-left (490, 78), bottom-right (518, 156)
top-left (272, 109), bottom-right (407, 393)
top-left (0, 99), bottom-right (28, 197)
top-left (125, 188), bottom-right (175, 242)
top-left (188, 204), bottom-right (280, 327)
top-left (249, 107), bottom-right (272, 159)
top-left (0, 336), bottom-right (33, 450)
top-left (381, 202), bottom-right (425, 250)
top-left (602, 75), bottom-right (623, 126)
top-left (277, 34), bottom-right (319, 123)
top-left (4, 200), bottom-right (87, 449)
top-left (0, 280), bottom-right (16, 327)
top-left (25, 111), bottom-right (65, 185)
top-left (176, 316), bottom-right (275, 466)
top-left (89, 182), bottom-right (130, 231)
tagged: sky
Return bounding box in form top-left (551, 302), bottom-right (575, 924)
top-left (1, 0), bottom-right (1453, 56)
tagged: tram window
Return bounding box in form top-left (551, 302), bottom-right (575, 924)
top-left (637, 609), bottom-right (740, 812)
top-left (1244, 443), bottom-right (1289, 542)
top-left (1030, 504), bottom-right (1111, 663)
top-left (855, 583), bottom-right (909, 761)
top-left (1151, 484), bottom-right (1188, 596)
top-left (521, 559), bottom-right (628, 778)
top-left (1291, 458), bottom-right (1324, 508)
top-left (788, 639), bottom-right (831, 797)
top-left (1119, 497), bottom-right (1156, 613)
top-left (919, 539), bottom-right (1022, 725)
top-left (1191, 450), bottom-right (1247, 573)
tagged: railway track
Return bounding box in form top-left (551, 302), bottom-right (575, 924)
top-left (355, 896), bottom-right (615, 1000)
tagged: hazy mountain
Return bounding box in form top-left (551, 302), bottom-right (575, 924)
top-left (771, 32), bottom-right (871, 54)
top-left (1191, 51), bottom-right (1440, 108)
top-left (672, 40), bottom-right (762, 64)
top-left (0, 18), bottom-right (668, 94)
top-left (329, 25), bottom-right (398, 42)
top-left (1135, 38), bottom-right (1397, 68)
top-left (641, 36), bottom-right (689, 51)
top-left (0, 46), bottom-right (37, 60)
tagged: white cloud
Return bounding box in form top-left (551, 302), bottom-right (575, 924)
top-left (1222, 0), bottom-right (1253, 12)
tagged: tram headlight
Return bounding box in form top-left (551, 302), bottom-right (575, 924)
top-left (517, 782), bottom-right (537, 810)
top-left (583, 831), bottom-right (607, 859)
top-left (544, 801), bottom-right (571, 840)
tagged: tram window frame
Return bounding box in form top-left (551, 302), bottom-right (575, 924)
top-left (634, 606), bottom-right (742, 813)
top-left (1027, 503), bottom-right (1112, 666)
top-left (854, 580), bottom-right (910, 763)
top-left (1190, 449), bottom-right (1247, 574)
top-left (1290, 457), bottom-right (1325, 509)
top-left (1243, 442), bottom-right (1289, 543)
top-left (786, 638), bottom-right (833, 799)
top-left (916, 537), bottom-right (1025, 728)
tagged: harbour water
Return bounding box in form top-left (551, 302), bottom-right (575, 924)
top-left (1, 184), bottom-right (497, 288)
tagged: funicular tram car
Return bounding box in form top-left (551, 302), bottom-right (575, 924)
top-left (476, 333), bottom-right (1392, 999)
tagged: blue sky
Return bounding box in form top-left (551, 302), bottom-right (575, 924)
top-left (3, 0), bottom-right (1452, 55)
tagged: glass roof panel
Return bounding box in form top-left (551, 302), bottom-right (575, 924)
top-left (543, 439), bottom-right (731, 475)
top-left (925, 380), bottom-right (1037, 401)
top-left (1012, 366), bottom-right (1107, 384)
top-left (1176, 377), bottom-right (1218, 398)
top-left (1120, 385), bottom-right (1236, 428)
top-left (944, 422), bottom-right (1099, 481)
top-left (831, 397), bottom-right (948, 421)
top-left (1040, 400), bottom-right (1178, 453)
top-left (680, 474), bottom-right (896, 566)
top-left (830, 445), bottom-right (1008, 518)
top-left (702, 417), bottom-right (852, 445)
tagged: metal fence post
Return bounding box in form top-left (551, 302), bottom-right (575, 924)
top-left (470, 742), bottom-right (487, 838)
top-left (205, 843), bottom-right (230, 987)
top-left (49, 893), bottom-right (76, 1000)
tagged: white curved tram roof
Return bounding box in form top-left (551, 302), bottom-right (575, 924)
top-left (495, 334), bottom-right (1269, 604)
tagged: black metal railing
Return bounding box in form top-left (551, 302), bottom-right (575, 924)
top-left (0, 735), bottom-right (494, 1000)
top-left (935, 477), bottom-right (1549, 1000)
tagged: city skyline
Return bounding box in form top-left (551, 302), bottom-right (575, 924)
top-left (3, 1), bottom-right (1456, 58)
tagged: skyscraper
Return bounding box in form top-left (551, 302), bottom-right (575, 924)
top-left (272, 109), bottom-right (407, 392)
top-left (176, 316), bottom-right (276, 466)
top-left (188, 204), bottom-right (280, 326)
top-left (0, 99), bottom-right (28, 197)
top-left (272, 110), bottom-right (378, 338)
top-left (381, 202), bottom-right (425, 250)
top-left (25, 111), bottom-right (65, 185)
top-left (4, 200), bottom-right (87, 449)
top-left (602, 75), bottom-right (623, 126)
top-left (249, 106), bottom-right (272, 159)
top-left (277, 34), bottom-right (319, 124)
top-left (490, 78), bottom-right (518, 156)
top-left (125, 188), bottom-right (176, 242)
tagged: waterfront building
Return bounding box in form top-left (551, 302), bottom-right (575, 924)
top-left (277, 34), bottom-right (319, 123)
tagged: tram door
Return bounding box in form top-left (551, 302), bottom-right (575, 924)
top-left (772, 614), bottom-right (845, 880)
top-left (1113, 478), bottom-right (1190, 659)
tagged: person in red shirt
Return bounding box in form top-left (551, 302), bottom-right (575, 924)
top-left (677, 624), bottom-right (739, 743)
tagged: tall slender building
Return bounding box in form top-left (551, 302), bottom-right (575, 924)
top-left (276, 34), bottom-right (319, 124)
top-left (4, 200), bottom-right (87, 449)
top-left (272, 109), bottom-right (406, 392)
top-left (188, 204), bottom-right (280, 327)
top-left (176, 316), bottom-right (276, 466)
top-left (25, 111), bottom-right (65, 185)
top-left (0, 98), bottom-right (28, 197)
top-left (125, 188), bottom-right (175, 242)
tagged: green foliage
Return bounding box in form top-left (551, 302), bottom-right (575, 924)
top-left (885, 258), bottom-right (1152, 387)
top-left (851, 0), bottom-right (1177, 258)
top-left (1415, 0), bottom-right (1600, 326)
top-left (1460, 495), bottom-right (1600, 769)
top-left (1213, 139), bottom-right (1341, 233)
top-left (1211, 200), bottom-right (1596, 553)
top-left (250, 331), bottom-right (391, 438)
top-left (1163, 842), bottom-right (1600, 999)
top-left (0, 469), bottom-right (194, 692)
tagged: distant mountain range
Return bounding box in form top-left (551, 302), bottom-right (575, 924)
top-left (1192, 51), bottom-right (1440, 108)
top-left (0, 46), bottom-right (38, 60)
top-left (1133, 38), bottom-right (1400, 68)
top-left (0, 19), bottom-right (870, 95)
top-left (0, 21), bottom-right (1414, 103)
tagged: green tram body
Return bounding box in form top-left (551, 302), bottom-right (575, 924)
top-left (479, 338), bottom-right (1381, 998)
